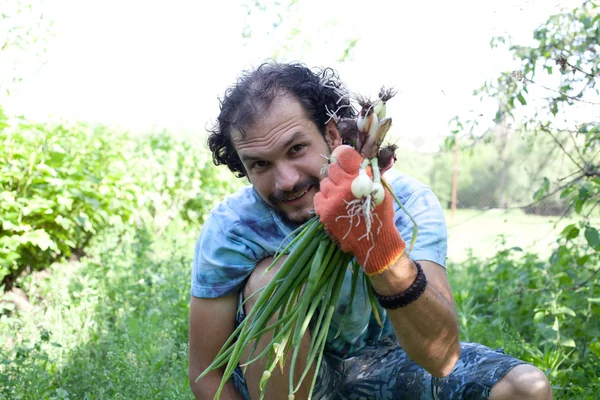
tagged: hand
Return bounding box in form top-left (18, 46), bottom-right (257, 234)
top-left (314, 145), bottom-right (406, 276)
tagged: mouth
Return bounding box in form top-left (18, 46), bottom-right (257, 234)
top-left (282, 186), bottom-right (311, 203)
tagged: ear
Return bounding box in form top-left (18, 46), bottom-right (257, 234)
top-left (324, 120), bottom-right (343, 150)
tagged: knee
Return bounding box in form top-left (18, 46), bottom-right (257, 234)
top-left (517, 366), bottom-right (552, 399)
top-left (491, 364), bottom-right (552, 400)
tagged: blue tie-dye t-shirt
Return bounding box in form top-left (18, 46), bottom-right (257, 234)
top-left (191, 170), bottom-right (448, 356)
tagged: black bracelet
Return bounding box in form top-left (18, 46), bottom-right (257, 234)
top-left (372, 261), bottom-right (427, 309)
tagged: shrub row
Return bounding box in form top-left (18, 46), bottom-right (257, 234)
top-left (0, 106), bottom-right (231, 290)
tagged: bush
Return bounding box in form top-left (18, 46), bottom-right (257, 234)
top-left (0, 220), bottom-right (196, 399)
top-left (0, 106), bottom-right (233, 291)
top-left (130, 131), bottom-right (237, 234)
top-left (450, 234), bottom-right (600, 398)
top-left (0, 109), bottom-right (139, 290)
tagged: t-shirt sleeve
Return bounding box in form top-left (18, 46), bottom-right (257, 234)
top-left (190, 212), bottom-right (259, 298)
top-left (393, 186), bottom-right (448, 268)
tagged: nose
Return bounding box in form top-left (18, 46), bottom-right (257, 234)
top-left (274, 162), bottom-right (300, 193)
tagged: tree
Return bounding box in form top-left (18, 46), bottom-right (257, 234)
top-left (455, 1), bottom-right (599, 219)
top-left (450, 2), bottom-right (600, 395)
top-left (239, 0), bottom-right (360, 62)
top-left (0, 0), bottom-right (54, 96)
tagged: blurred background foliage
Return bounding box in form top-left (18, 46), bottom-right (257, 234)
top-left (0, 109), bottom-right (236, 290)
top-left (0, 0), bottom-right (599, 399)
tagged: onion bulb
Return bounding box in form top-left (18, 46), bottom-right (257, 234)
top-left (351, 167), bottom-right (373, 198)
top-left (371, 181), bottom-right (385, 206)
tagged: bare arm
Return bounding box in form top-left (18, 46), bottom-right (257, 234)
top-left (369, 253), bottom-right (460, 378)
top-left (188, 294), bottom-right (244, 400)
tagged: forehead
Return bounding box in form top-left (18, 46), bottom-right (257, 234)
top-left (233, 94), bottom-right (317, 154)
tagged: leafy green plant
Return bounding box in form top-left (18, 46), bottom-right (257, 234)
top-left (0, 220), bottom-right (196, 399)
top-left (0, 108), bottom-right (139, 290)
top-left (0, 105), bottom-right (233, 291)
top-left (130, 131), bottom-right (236, 235)
top-left (450, 233), bottom-right (600, 398)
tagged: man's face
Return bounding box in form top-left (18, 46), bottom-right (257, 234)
top-left (234, 94), bottom-right (342, 225)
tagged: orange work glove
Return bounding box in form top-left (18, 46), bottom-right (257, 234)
top-left (314, 145), bottom-right (406, 276)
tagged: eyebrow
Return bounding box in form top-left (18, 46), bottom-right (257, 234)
top-left (240, 131), bottom-right (308, 163)
top-left (282, 131), bottom-right (308, 150)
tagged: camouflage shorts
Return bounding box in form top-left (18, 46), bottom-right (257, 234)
top-left (231, 294), bottom-right (526, 400)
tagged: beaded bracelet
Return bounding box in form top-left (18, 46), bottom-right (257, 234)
top-left (372, 260), bottom-right (427, 309)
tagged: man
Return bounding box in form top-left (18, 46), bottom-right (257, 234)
top-left (188, 62), bottom-right (552, 399)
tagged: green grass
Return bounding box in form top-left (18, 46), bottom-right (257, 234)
top-left (444, 208), bottom-right (599, 263)
top-left (0, 222), bottom-right (197, 400)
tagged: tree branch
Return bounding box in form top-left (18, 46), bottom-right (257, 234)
top-left (523, 77), bottom-right (600, 105)
top-left (559, 168), bottom-right (585, 182)
top-left (515, 173), bottom-right (585, 210)
top-left (557, 56), bottom-right (600, 79)
top-left (585, 199), bottom-right (600, 219)
top-left (567, 128), bottom-right (588, 167)
top-left (539, 124), bottom-right (584, 170)
top-left (523, 139), bottom-right (561, 185)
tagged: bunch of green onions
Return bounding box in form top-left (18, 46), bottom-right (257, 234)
top-left (197, 185), bottom-right (416, 400)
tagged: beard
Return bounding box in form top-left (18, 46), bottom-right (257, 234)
top-left (268, 177), bottom-right (320, 226)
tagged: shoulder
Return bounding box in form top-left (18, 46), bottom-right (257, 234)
top-left (192, 186), bottom-right (290, 298)
top-left (208, 185), bottom-right (273, 235)
top-left (200, 185), bottom-right (293, 260)
top-left (384, 170), bottom-right (431, 203)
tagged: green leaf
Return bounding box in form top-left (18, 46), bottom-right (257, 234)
top-left (555, 306), bottom-right (576, 317)
top-left (575, 198), bottom-right (585, 214)
top-left (585, 226), bottom-right (600, 249)
top-left (557, 272), bottom-right (573, 286)
top-left (57, 196), bottom-right (73, 211)
top-left (533, 311), bottom-right (546, 323)
top-left (25, 230), bottom-right (58, 251)
top-left (2, 220), bottom-right (29, 232)
top-left (3, 251), bottom-right (20, 264)
top-left (588, 297), bottom-right (600, 303)
top-left (589, 341), bottom-right (600, 358)
top-left (561, 224), bottom-right (576, 235)
top-left (494, 110), bottom-right (503, 123)
top-left (577, 255), bottom-right (591, 265)
top-left (560, 186), bottom-right (574, 199)
top-left (55, 215), bottom-right (73, 230)
top-left (517, 93), bottom-right (527, 105)
top-left (561, 224), bottom-right (579, 240)
top-left (35, 163), bottom-right (57, 176)
top-left (559, 338), bottom-right (576, 348)
top-left (534, 177), bottom-right (551, 201)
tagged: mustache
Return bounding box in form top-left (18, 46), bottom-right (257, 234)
top-left (269, 177), bottom-right (320, 203)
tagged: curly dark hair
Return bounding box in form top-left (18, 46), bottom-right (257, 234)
top-left (207, 62), bottom-right (356, 178)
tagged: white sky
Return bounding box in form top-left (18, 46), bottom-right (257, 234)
top-left (1, 0), bottom-right (586, 150)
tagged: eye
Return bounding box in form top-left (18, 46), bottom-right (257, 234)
top-left (252, 160), bottom-right (269, 171)
top-left (290, 144), bottom-right (306, 154)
